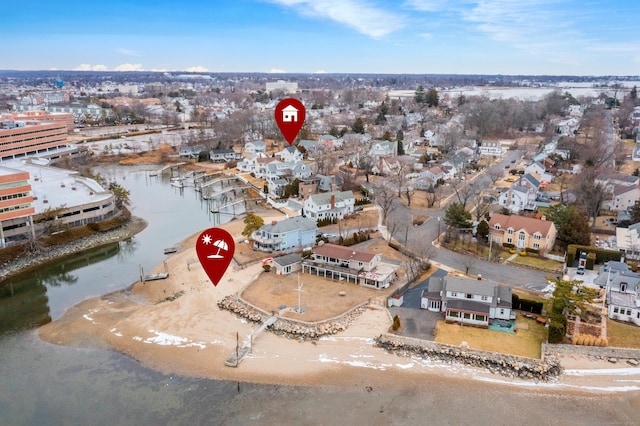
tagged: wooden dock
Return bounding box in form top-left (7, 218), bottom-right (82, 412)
top-left (225, 316), bottom-right (277, 367)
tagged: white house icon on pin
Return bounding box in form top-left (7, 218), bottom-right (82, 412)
top-left (282, 105), bottom-right (298, 122)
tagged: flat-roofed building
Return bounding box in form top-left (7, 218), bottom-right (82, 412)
top-left (0, 113), bottom-right (70, 161)
top-left (0, 165), bottom-right (36, 245)
top-left (0, 159), bottom-right (116, 246)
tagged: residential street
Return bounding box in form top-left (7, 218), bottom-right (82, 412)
top-left (375, 149), bottom-right (554, 291)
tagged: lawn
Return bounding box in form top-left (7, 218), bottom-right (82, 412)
top-left (606, 319), bottom-right (640, 349)
top-left (509, 254), bottom-right (563, 272)
top-left (434, 315), bottom-right (548, 359)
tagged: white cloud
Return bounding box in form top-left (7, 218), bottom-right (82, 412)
top-left (114, 63), bottom-right (144, 71)
top-left (184, 66), bottom-right (209, 72)
top-left (269, 0), bottom-right (405, 39)
top-left (73, 64), bottom-right (108, 71)
top-left (419, 32), bottom-right (433, 40)
top-left (314, 70), bottom-right (328, 74)
top-left (269, 68), bottom-right (287, 73)
top-left (462, 0), bottom-right (583, 54)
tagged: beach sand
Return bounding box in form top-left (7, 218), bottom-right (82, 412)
top-left (38, 214), bottom-right (640, 398)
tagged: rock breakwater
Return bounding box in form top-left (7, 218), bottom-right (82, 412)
top-left (376, 334), bottom-right (563, 381)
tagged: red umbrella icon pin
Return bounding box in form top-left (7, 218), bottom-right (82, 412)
top-left (196, 227), bottom-right (235, 287)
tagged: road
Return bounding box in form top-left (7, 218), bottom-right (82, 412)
top-left (367, 149), bottom-right (554, 292)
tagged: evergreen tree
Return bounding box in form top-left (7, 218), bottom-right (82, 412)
top-left (352, 117), bottom-right (365, 134)
top-left (426, 88), bottom-right (439, 108)
top-left (397, 140), bottom-right (405, 155)
top-left (414, 85), bottom-right (425, 104)
top-left (545, 204), bottom-right (590, 249)
top-left (476, 219), bottom-right (489, 242)
top-left (242, 212), bottom-right (264, 237)
top-left (444, 202), bottom-right (472, 229)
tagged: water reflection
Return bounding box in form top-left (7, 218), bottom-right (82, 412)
top-left (0, 243), bottom-right (121, 335)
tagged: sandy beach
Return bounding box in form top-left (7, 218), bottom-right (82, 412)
top-left (38, 214), bottom-right (640, 397)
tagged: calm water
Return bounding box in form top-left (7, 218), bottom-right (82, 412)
top-left (0, 167), bottom-right (638, 425)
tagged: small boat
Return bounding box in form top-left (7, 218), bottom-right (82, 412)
top-left (164, 247), bottom-right (178, 254)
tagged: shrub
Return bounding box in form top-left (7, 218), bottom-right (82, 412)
top-left (262, 264), bottom-right (271, 272)
top-left (511, 294), bottom-right (543, 314)
top-left (86, 222), bottom-right (100, 232)
top-left (548, 320), bottom-right (566, 343)
top-left (566, 244), bottom-right (622, 266)
top-left (586, 252), bottom-right (596, 270)
top-left (525, 247), bottom-right (539, 254)
top-left (519, 250), bottom-right (527, 256)
top-left (392, 315), bottom-right (401, 331)
top-left (503, 242), bottom-right (515, 249)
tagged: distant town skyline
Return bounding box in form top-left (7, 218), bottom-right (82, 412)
top-left (2, 0), bottom-right (639, 76)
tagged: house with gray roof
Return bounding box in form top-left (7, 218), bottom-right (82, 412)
top-left (421, 275), bottom-right (514, 327)
top-left (302, 190), bottom-right (354, 221)
top-left (252, 216), bottom-right (317, 253)
top-left (273, 253), bottom-right (303, 275)
top-left (604, 270), bottom-right (640, 326)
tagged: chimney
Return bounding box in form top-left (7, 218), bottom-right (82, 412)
top-left (272, 220), bottom-right (277, 225)
top-left (541, 215), bottom-right (546, 221)
top-left (330, 193), bottom-right (335, 209)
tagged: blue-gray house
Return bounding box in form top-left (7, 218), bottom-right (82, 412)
top-left (251, 216), bottom-right (317, 253)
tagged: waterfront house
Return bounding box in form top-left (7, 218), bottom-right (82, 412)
top-left (252, 216), bottom-right (317, 253)
top-left (421, 275), bottom-right (514, 327)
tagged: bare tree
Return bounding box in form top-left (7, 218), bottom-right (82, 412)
top-left (424, 184), bottom-right (442, 208)
top-left (574, 170), bottom-right (609, 227)
top-left (372, 184), bottom-right (396, 227)
top-left (450, 180), bottom-right (475, 208)
top-left (461, 256), bottom-right (476, 275)
top-left (487, 168), bottom-right (503, 185)
top-left (470, 183), bottom-right (492, 221)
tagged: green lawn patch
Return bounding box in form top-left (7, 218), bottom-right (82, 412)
top-left (607, 319), bottom-right (640, 349)
top-left (509, 254), bottom-right (563, 271)
top-left (435, 315), bottom-right (547, 359)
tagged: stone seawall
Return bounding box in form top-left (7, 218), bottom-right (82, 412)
top-left (376, 334), bottom-right (562, 381)
top-left (543, 343), bottom-right (640, 363)
top-left (0, 216), bottom-right (147, 283)
top-left (217, 295), bottom-right (368, 340)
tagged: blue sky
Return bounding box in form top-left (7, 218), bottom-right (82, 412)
top-left (1, 0), bottom-right (638, 75)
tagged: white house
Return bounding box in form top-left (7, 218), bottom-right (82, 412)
top-left (369, 140), bottom-right (396, 157)
top-left (420, 275), bottom-right (514, 327)
top-left (608, 185), bottom-right (640, 211)
top-left (478, 141), bottom-right (506, 157)
top-left (605, 271), bottom-right (640, 326)
top-left (275, 145), bottom-right (303, 163)
top-left (303, 190), bottom-right (354, 221)
top-left (524, 161), bottom-right (545, 177)
top-left (244, 140), bottom-right (267, 154)
top-left (499, 185), bottom-right (531, 213)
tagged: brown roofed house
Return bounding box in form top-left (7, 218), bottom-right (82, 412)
top-left (488, 213), bottom-right (556, 253)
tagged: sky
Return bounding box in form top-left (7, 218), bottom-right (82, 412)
top-left (1, 0), bottom-right (639, 75)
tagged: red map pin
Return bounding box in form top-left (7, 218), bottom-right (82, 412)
top-left (275, 98), bottom-right (306, 145)
top-left (195, 227), bottom-right (235, 287)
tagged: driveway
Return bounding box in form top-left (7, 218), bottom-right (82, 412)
top-left (387, 268), bottom-right (448, 341)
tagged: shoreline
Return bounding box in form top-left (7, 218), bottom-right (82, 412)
top-left (37, 214), bottom-right (640, 395)
top-left (0, 215), bottom-right (148, 285)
